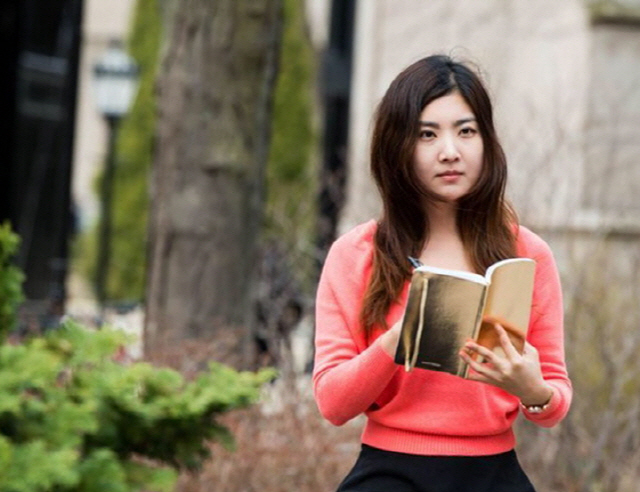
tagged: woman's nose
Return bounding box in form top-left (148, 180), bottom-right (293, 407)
top-left (438, 136), bottom-right (460, 162)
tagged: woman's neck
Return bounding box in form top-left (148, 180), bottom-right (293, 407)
top-left (426, 201), bottom-right (458, 237)
top-left (420, 201), bottom-right (474, 272)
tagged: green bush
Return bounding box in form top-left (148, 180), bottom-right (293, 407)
top-left (107, 0), bottom-right (163, 302)
top-left (0, 321), bottom-right (274, 492)
top-left (0, 222), bottom-right (25, 342)
top-left (264, 0), bottom-right (319, 290)
top-left (2, 223), bottom-right (275, 491)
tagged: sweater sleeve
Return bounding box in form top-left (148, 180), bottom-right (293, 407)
top-left (312, 228), bottom-right (400, 426)
top-left (519, 230), bottom-right (573, 427)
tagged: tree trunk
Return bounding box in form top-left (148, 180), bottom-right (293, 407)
top-left (145, 0), bottom-right (283, 370)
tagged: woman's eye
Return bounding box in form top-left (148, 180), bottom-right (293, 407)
top-left (460, 127), bottom-right (478, 137)
top-left (419, 130), bottom-right (435, 139)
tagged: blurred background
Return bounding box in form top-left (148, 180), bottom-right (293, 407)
top-left (1, 0), bottom-right (639, 491)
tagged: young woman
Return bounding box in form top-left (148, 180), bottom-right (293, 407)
top-left (313, 55), bottom-right (572, 492)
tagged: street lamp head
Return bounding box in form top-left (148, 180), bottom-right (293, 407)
top-left (92, 40), bottom-right (139, 120)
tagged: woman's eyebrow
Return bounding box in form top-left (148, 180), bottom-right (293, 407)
top-left (419, 117), bottom-right (477, 128)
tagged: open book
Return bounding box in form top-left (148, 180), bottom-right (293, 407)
top-left (394, 257), bottom-right (536, 378)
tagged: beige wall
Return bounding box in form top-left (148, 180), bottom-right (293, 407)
top-left (305, 0), bottom-right (331, 50)
top-left (337, 0), bottom-right (640, 327)
top-left (584, 23), bottom-right (640, 215)
top-left (340, 0), bottom-right (610, 233)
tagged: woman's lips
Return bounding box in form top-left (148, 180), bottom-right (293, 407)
top-left (437, 170), bottom-right (463, 182)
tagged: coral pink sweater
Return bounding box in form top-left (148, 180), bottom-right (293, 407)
top-left (313, 220), bottom-right (572, 456)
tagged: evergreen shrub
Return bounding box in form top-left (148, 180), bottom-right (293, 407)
top-left (0, 222), bottom-right (25, 343)
top-left (1, 224), bottom-right (275, 491)
top-left (0, 321), bottom-right (274, 492)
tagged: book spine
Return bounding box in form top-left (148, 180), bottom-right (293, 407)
top-left (407, 276), bottom-right (429, 371)
top-left (461, 285), bottom-right (489, 379)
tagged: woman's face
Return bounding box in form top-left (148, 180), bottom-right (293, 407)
top-left (413, 91), bottom-right (483, 204)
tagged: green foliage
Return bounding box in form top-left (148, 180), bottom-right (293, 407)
top-left (0, 222), bottom-right (25, 343)
top-left (72, 0), bottom-right (162, 303)
top-left (107, 0), bottom-right (163, 302)
top-left (4, 224), bottom-right (274, 491)
top-left (587, 0), bottom-right (640, 22)
top-left (268, 0), bottom-right (316, 184)
top-left (265, 0), bottom-right (319, 287)
top-left (0, 321), bottom-right (275, 491)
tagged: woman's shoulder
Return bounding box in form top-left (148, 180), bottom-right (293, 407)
top-left (331, 219), bottom-right (377, 253)
top-left (322, 219), bottom-right (377, 275)
top-left (514, 224), bottom-right (554, 261)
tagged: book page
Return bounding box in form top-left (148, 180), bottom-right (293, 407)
top-left (415, 265), bottom-right (487, 284)
top-left (482, 258), bottom-right (536, 346)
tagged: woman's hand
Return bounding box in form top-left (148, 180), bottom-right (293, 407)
top-left (459, 321), bottom-right (553, 406)
top-left (378, 319), bottom-right (403, 358)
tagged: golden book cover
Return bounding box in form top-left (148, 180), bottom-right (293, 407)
top-left (394, 257), bottom-right (536, 378)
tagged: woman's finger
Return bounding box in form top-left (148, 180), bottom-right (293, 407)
top-left (460, 350), bottom-right (501, 382)
top-left (493, 323), bottom-right (521, 361)
top-left (521, 340), bottom-right (539, 358)
top-left (464, 339), bottom-right (504, 368)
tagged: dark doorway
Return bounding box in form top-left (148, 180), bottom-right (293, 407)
top-left (0, 0), bottom-right (83, 329)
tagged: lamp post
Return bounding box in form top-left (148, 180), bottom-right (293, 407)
top-left (92, 40), bottom-right (139, 313)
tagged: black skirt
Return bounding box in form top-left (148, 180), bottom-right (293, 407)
top-left (336, 444), bottom-right (536, 492)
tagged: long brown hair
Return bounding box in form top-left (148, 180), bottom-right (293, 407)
top-left (361, 55), bottom-right (517, 336)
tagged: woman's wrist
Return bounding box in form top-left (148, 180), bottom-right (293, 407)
top-left (519, 383), bottom-right (554, 408)
top-left (378, 330), bottom-right (397, 357)
top-left (378, 322), bottom-right (401, 357)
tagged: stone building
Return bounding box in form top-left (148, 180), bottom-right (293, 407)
top-left (340, 0), bottom-right (640, 240)
top-left (324, 0), bottom-right (640, 321)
